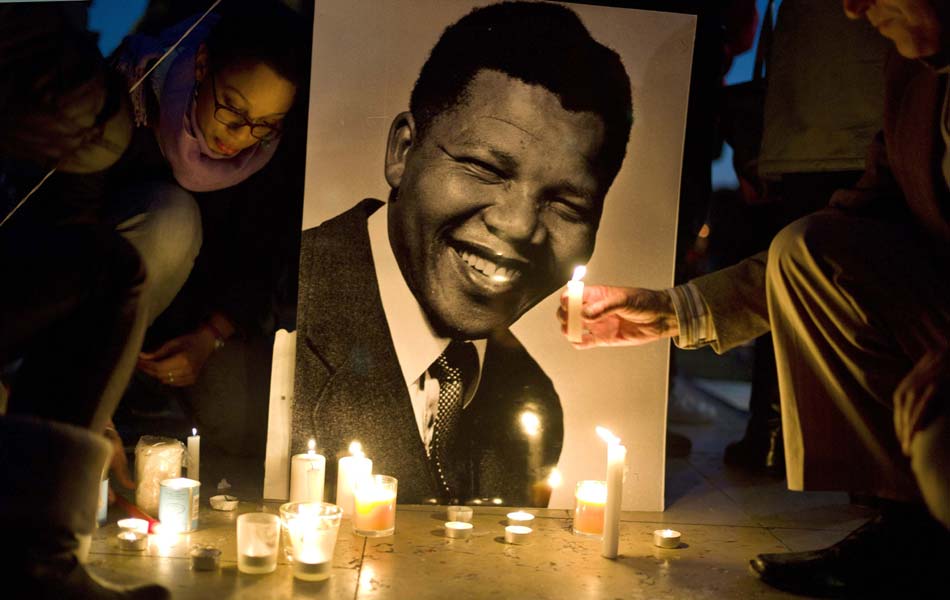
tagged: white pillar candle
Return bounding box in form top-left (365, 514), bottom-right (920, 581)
top-left (290, 439), bottom-right (326, 503)
top-left (566, 265), bottom-right (587, 343)
top-left (597, 426), bottom-right (626, 559)
top-left (187, 428), bottom-right (200, 482)
top-left (335, 441), bottom-right (373, 516)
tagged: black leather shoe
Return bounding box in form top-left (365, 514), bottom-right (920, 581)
top-left (750, 509), bottom-right (950, 598)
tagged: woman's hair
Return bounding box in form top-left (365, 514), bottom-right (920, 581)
top-left (205, 1), bottom-right (308, 87)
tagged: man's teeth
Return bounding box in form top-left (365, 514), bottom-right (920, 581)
top-left (459, 249), bottom-right (519, 283)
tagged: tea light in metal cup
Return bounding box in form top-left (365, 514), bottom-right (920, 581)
top-left (446, 505), bottom-right (473, 523)
top-left (506, 511), bottom-right (535, 526)
top-left (190, 545), bottom-right (222, 571)
top-left (653, 528), bottom-right (681, 549)
top-left (209, 494), bottom-right (239, 511)
top-left (117, 531), bottom-right (147, 551)
top-left (117, 518), bottom-right (150, 535)
top-left (504, 525), bottom-right (532, 545)
top-left (444, 521), bottom-right (473, 539)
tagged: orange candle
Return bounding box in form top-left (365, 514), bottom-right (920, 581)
top-left (353, 475), bottom-right (397, 537)
top-left (573, 480), bottom-right (606, 536)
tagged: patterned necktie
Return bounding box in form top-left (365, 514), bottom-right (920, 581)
top-left (428, 340), bottom-right (478, 500)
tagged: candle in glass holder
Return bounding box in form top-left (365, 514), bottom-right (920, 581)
top-left (353, 475), bottom-right (397, 537)
top-left (290, 439), bottom-right (325, 503)
top-left (335, 441), bottom-right (372, 516)
top-left (566, 265), bottom-right (587, 343)
top-left (573, 480), bottom-right (607, 537)
top-left (280, 502), bottom-right (342, 581)
top-left (237, 513), bottom-right (280, 574)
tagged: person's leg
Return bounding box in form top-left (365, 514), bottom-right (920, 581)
top-left (110, 181), bottom-right (202, 326)
top-left (751, 211), bottom-right (950, 596)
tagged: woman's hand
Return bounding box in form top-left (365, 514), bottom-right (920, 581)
top-left (137, 328), bottom-right (217, 387)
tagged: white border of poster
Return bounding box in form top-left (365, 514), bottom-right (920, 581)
top-left (299, 0), bottom-right (695, 510)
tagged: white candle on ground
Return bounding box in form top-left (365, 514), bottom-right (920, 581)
top-left (187, 428), bottom-right (200, 482)
top-left (566, 265), bottom-right (587, 343)
top-left (504, 525), bottom-right (532, 544)
top-left (336, 441), bottom-right (373, 516)
top-left (653, 528), bottom-right (681, 549)
top-left (597, 426), bottom-right (626, 559)
top-left (506, 511), bottom-right (535, 526)
top-left (290, 439), bottom-right (326, 503)
top-left (444, 521), bottom-right (473, 539)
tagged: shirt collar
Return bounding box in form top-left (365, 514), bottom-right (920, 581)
top-left (368, 206), bottom-right (486, 396)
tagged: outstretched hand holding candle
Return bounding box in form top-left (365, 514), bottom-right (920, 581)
top-left (557, 285), bottom-right (679, 348)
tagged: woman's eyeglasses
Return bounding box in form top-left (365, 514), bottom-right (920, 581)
top-left (209, 75), bottom-right (282, 141)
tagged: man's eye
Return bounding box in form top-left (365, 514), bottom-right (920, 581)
top-left (463, 159), bottom-right (505, 181)
top-left (548, 198), bottom-right (589, 223)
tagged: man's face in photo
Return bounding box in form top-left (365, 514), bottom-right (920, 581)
top-left (386, 69), bottom-right (610, 339)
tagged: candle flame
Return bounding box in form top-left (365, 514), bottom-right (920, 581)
top-left (307, 438), bottom-right (316, 453)
top-left (519, 411), bottom-right (541, 437)
top-left (547, 468), bottom-right (563, 488)
top-left (349, 440), bottom-right (364, 457)
top-left (192, 428), bottom-right (197, 436)
top-left (596, 426), bottom-right (620, 445)
top-left (571, 265), bottom-right (587, 281)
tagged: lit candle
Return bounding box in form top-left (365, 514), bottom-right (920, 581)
top-left (504, 525), bottom-right (532, 545)
top-left (290, 439), bottom-right (326, 503)
top-left (532, 466), bottom-right (563, 506)
top-left (566, 265), bottom-right (587, 343)
top-left (335, 441), bottom-right (373, 516)
top-left (187, 428), bottom-right (200, 482)
top-left (653, 528), bottom-right (681, 549)
top-left (158, 477), bottom-right (200, 533)
top-left (573, 480), bottom-right (607, 536)
top-left (353, 475), bottom-right (397, 537)
top-left (506, 511), bottom-right (535, 526)
top-left (597, 426), bottom-right (626, 559)
top-left (444, 521), bottom-right (473, 539)
top-left (116, 531), bottom-right (147, 551)
top-left (446, 505), bottom-right (473, 523)
top-left (117, 518), bottom-right (150, 535)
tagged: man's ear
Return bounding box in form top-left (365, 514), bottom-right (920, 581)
top-left (195, 43), bottom-right (209, 83)
top-left (384, 111), bottom-right (416, 189)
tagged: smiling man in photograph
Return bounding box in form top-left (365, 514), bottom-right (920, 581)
top-left (292, 1), bottom-right (632, 505)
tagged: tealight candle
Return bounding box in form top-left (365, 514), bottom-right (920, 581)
top-left (117, 531), bottom-right (147, 551)
top-left (190, 545), bottom-right (221, 571)
top-left (504, 525), bottom-right (532, 545)
top-left (653, 529), bottom-right (681, 549)
top-left (290, 439), bottom-right (326, 503)
top-left (573, 480), bottom-right (607, 537)
top-left (566, 265), bottom-right (587, 343)
top-left (444, 521), bottom-right (473, 539)
top-left (335, 441), bottom-right (372, 516)
top-left (506, 511), bottom-right (535, 526)
top-left (117, 518), bottom-right (150, 535)
top-left (446, 505), bottom-right (473, 523)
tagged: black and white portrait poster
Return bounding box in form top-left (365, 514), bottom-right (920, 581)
top-left (293, 0), bottom-right (695, 510)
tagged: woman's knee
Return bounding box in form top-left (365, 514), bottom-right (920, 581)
top-left (144, 183), bottom-right (202, 263)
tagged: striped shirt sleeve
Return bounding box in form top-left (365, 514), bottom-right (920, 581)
top-left (666, 283), bottom-right (716, 349)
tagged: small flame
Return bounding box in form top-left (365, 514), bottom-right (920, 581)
top-left (520, 411), bottom-right (541, 437)
top-left (547, 468), bottom-right (563, 488)
top-left (596, 426), bottom-right (620, 445)
top-left (571, 265), bottom-right (587, 281)
top-left (349, 440), bottom-right (364, 457)
top-left (192, 428), bottom-right (197, 437)
top-left (307, 438), bottom-right (316, 453)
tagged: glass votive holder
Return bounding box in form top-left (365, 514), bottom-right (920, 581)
top-left (573, 480), bottom-right (606, 537)
top-left (446, 505), bottom-right (473, 523)
top-left (279, 502), bottom-right (342, 581)
top-left (353, 475), bottom-right (397, 537)
top-left (236, 512), bottom-right (280, 574)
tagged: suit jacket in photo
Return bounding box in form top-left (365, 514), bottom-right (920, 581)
top-left (293, 199), bottom-right (563, 506)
